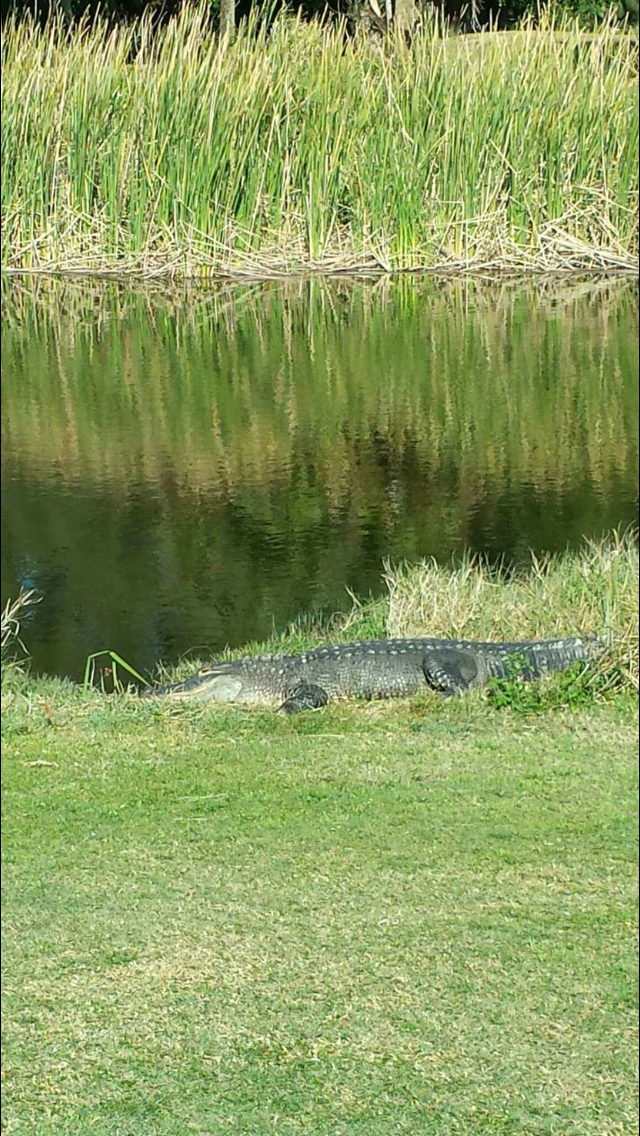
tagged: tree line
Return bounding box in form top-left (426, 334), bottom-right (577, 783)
top-left (2, 0), bottom-right (638, 30)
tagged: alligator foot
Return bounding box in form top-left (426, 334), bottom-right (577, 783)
top-left (279, 683), bottom-right (330, 714)
top-left (422, 649), bottom-right (480, 695)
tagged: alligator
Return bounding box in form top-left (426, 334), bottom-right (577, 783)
top-left (140, 635), bottom-right (602, 713)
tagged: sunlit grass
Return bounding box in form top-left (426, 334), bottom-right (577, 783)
top-left (1, 641), bottom-right (637, 1134)
top-left (384, 530), bottom-right (640, 693)
top-left (1, 8), bottom-right (638, 276)
top-left (2, 545), bottom-right (637, 1136)
top-left (1, 590), bottom-right (40, 672)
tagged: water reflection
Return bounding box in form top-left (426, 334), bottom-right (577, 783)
top-left (1, 276), bottom-right (638, 680)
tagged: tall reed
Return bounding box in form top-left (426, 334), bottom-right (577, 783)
top-left (1, 8), bottom-right (638, 275)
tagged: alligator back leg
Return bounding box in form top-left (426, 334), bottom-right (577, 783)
top-left (422, 648), bottom-right (482, 695)
top-left (280, 682), bottom-right (330, 714)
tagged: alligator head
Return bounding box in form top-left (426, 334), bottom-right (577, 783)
top-left (140, 663), bottom-right (246, 704)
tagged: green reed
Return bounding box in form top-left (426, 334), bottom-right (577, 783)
top-left (1, 8), bottom-right (638, 275)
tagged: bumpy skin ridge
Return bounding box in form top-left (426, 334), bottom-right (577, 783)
top-left (140, 635), bottom-right (602, 710)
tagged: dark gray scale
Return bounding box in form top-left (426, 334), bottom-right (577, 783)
top-left (296, 643), bottom-right (428, 703)
top-left (482, 644), bottom-right (571, 683)
top-left (280, 683), bottom-right (330, 714)
top-left (422, 648), bottom-right (482, 694)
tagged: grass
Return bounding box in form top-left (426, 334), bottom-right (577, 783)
top-left (1, 8), bottom-right (638, 277)
top-left (2, 540), bottom-right (638, 1132)
top-left (2, 675), bottom-right (638, 1133)
top-left (1, 589), bottom-right (40, 671)
top-left (384, 532), bottom-right (640, 693)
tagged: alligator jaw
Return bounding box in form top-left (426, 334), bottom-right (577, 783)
top-left (140, 670), bottom-right (246, 704)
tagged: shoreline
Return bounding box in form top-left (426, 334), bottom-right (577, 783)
top-left (2, 256), bottom-right (639, 283)
top-left (3, 535), bottom-right (638, 703)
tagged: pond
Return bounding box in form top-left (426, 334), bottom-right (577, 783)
top-left (1, 276), bottom-right (638, 682)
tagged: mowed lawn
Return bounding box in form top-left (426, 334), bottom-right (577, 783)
top-left (1, 685), bottom-right (638, 1135)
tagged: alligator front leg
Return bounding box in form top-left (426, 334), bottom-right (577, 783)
top-left (279, 682), bottom-right (330, 714)
top-left (422, 648), bottom-right (481, 695)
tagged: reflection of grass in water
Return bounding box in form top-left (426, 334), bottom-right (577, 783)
top-left (1, 276), bottom-right (638, 507)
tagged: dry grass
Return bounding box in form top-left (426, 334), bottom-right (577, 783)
top-left (1, 590), bottom-right (40, 669)
top-left (384, 531), bottom-right (639, 690)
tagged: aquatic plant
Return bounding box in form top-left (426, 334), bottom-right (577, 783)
top-left (1, 590), bottom-right (40, 673)
top-left (1, 8), bottom-right (638, 275)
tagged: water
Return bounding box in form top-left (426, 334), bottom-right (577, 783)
top-left (1, 275), bottom-right (638, 681)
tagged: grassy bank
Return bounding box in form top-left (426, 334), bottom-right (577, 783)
top-left (2, 540), bottom-right (638, 1133)
top-left (3, 532), bottom-right (639, 697)
top-left (1, 10), bottom-right (638, 277)
top-left (114, 532), bottom-right (636, 702)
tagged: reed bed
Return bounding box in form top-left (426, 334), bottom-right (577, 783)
top-left (1, 8), bottom-right (638, 276)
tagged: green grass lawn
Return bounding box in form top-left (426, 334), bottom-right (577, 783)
top-left (2, 675), bottom-right (638, 1135)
